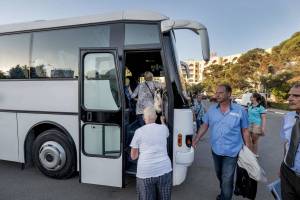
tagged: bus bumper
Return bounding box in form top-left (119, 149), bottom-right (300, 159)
top-left (175, 147), bottom-right (194, 166)
top-left (172, 109), bottom-right (195, 186)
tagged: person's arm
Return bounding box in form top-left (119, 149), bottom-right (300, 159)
top-left (280, 115), bottom-right (287, 159)
top-left (131, 84), bottom-right (139, 99)
top-left (278, 139), bottom-right (289, 177)
top-left (242, 128), bottom-right (251, 149)
top-left (192, 123), bottom-right (209, 148)
top-left (160, 116), bottom-right (166, 124)
top-left (193, 110), bottom-right (210, 147)
top-left (130, 148), bottom-right (139, 160)
top-left (127, 86), bottom-right (133, 95)
top-left (261, 113), bottom-right (267, 134)
top-left (283, 140), bottom-right (288, 157)
top-left (279, 115), bottom-right (287, 176)
top-left (191, 106), bottom-right (196, 121)
top-left (203, 103), bottom-right (208, 113)
top-left (241, 108), bottom-right (251, 148)
top-left (130, 130), bottom-right (140, 160)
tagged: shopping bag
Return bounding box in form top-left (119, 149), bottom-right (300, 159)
top-left (238, 145), bottom-right (267, 182)
top-left (234, 165), bottom-right (257, 200)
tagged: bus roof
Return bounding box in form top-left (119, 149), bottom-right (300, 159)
top-left (0, 10), bottom-right (169, 34)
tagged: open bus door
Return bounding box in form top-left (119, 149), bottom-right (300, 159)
top-left (79, 48), bottom-right (124, 187)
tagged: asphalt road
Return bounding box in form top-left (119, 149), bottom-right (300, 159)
top-left (0, 111), bottom-right (285, 200)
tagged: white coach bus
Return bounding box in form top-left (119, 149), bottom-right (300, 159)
top-left (0, 11), bottom-right (210, 187)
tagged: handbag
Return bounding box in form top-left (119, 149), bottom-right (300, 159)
top-left (238, 145), bottom-right (267, 182)
top-left (145, 82), bottom-right (162, 113)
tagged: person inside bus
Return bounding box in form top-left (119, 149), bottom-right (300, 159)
top-left (130, 71), bottom-right (162, 126)
top-left (103, 68), bottom-right (119, 105)
top-left (124, 76), bottom-right (136, 120)
top-left (130, 106), bottom-right (172, 200)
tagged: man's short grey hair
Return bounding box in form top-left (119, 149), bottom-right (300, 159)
top-left (143, 106), bottom-right (157, 121)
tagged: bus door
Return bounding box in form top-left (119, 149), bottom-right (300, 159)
top-left (79, 48), bottom-right (124, 187)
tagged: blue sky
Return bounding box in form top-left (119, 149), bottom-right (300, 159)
top-left (0, 0), bottom-right (299, 60)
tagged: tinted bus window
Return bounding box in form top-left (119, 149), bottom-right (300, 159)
top-left (31, 25), bottom-right (110, 78)
top-left (0, 34), bottom-right (30, 79)
top-left (83, 124), bottom-right (121, 157)
top-left (125, 24), bottom-right (160, 45)
top-left (84, 53), bottom-right (119, 110)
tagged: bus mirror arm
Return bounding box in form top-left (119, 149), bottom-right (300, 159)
top-left (118, 49), bottom-right (123, 61)
top-left (161, 19), bottom-right (210, 62)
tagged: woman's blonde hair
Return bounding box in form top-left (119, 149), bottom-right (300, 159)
top-left (143, 106), bottom-right (157, 122)
top-left (144, 71), bottom-right (153, 81)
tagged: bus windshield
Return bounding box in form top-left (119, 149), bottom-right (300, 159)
top-left (163, 19), bottom-right (210, 103)
top-left (170, 31), bottom-right (188, 98)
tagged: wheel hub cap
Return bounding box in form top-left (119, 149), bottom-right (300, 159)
top-left (39, 141), bottom-right (66, 171)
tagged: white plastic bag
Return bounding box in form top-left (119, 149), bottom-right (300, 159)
top-left (238, 145), bottom-right (268, 182)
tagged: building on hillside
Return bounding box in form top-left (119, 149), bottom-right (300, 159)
top-left (182, 53), bottom-right (241, 84)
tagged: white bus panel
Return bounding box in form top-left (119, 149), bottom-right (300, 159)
top-left (0, 81), bottom-right (78, 113)
top-left (0, 112), bottom-right (18, 162)
top-left (17, 113), bottom-right (79, 163)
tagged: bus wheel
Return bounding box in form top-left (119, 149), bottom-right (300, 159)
top-left (32, 129), bottom-right (76, 179)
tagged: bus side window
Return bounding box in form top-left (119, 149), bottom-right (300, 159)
top-left (83, 53), bottom-right (120, 111)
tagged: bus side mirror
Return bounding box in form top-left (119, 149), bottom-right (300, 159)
top-left (197, 29), bottom-right (210, 62)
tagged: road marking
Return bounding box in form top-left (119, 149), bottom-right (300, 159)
top-left (267, 110), bottom-right (286, 115)
top-left (274, 111), bottom-right (285, 115)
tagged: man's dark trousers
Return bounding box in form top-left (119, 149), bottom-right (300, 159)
top-left (281, 162), bottom-right (300, 200)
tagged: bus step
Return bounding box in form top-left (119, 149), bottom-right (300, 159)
top-left (125, 165), bottom-right (137, 176)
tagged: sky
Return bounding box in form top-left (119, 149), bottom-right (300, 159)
top-left (0, 0), bottom-right (299, 60)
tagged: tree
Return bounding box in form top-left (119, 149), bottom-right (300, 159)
top-left (270, 32), bottom-right (300, 75)
top-left (263, 71), bottom-right (294, 102)
top-left (0, 70), bottom-right (7, 79)
top-left (9, 65), bottom-right (29, 79)
top-left (237, 48), bottom-right (271, 89)
top-left (200, 32), bottom-right (300, 101)
top-left (186, 83), bottom-right (205, 95)
top-left (30, 65), bottom-right (47, 78)
top-left (227, 63), bottom-right (251, 93)
top-left (202, 64), bottom-right (226, 94)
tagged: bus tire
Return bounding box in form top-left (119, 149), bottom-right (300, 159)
top-left (32, 129), bottom-right (76, 179)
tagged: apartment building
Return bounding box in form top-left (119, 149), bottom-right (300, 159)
top-left (182, 53), bottom-right (241, 84)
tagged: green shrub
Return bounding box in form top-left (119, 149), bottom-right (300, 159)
top-left (268, 101), bottom-right (289, 110)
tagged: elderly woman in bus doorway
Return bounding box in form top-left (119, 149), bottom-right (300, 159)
top-left (248, 92), bottom-right (267, 156)
top-left (130, 106), bottom-right (172, 200)
top-left (130, 71), bottom-right (162, 126)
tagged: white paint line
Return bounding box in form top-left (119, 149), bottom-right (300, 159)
top-left (274, 111), bottom-right (285, 115)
